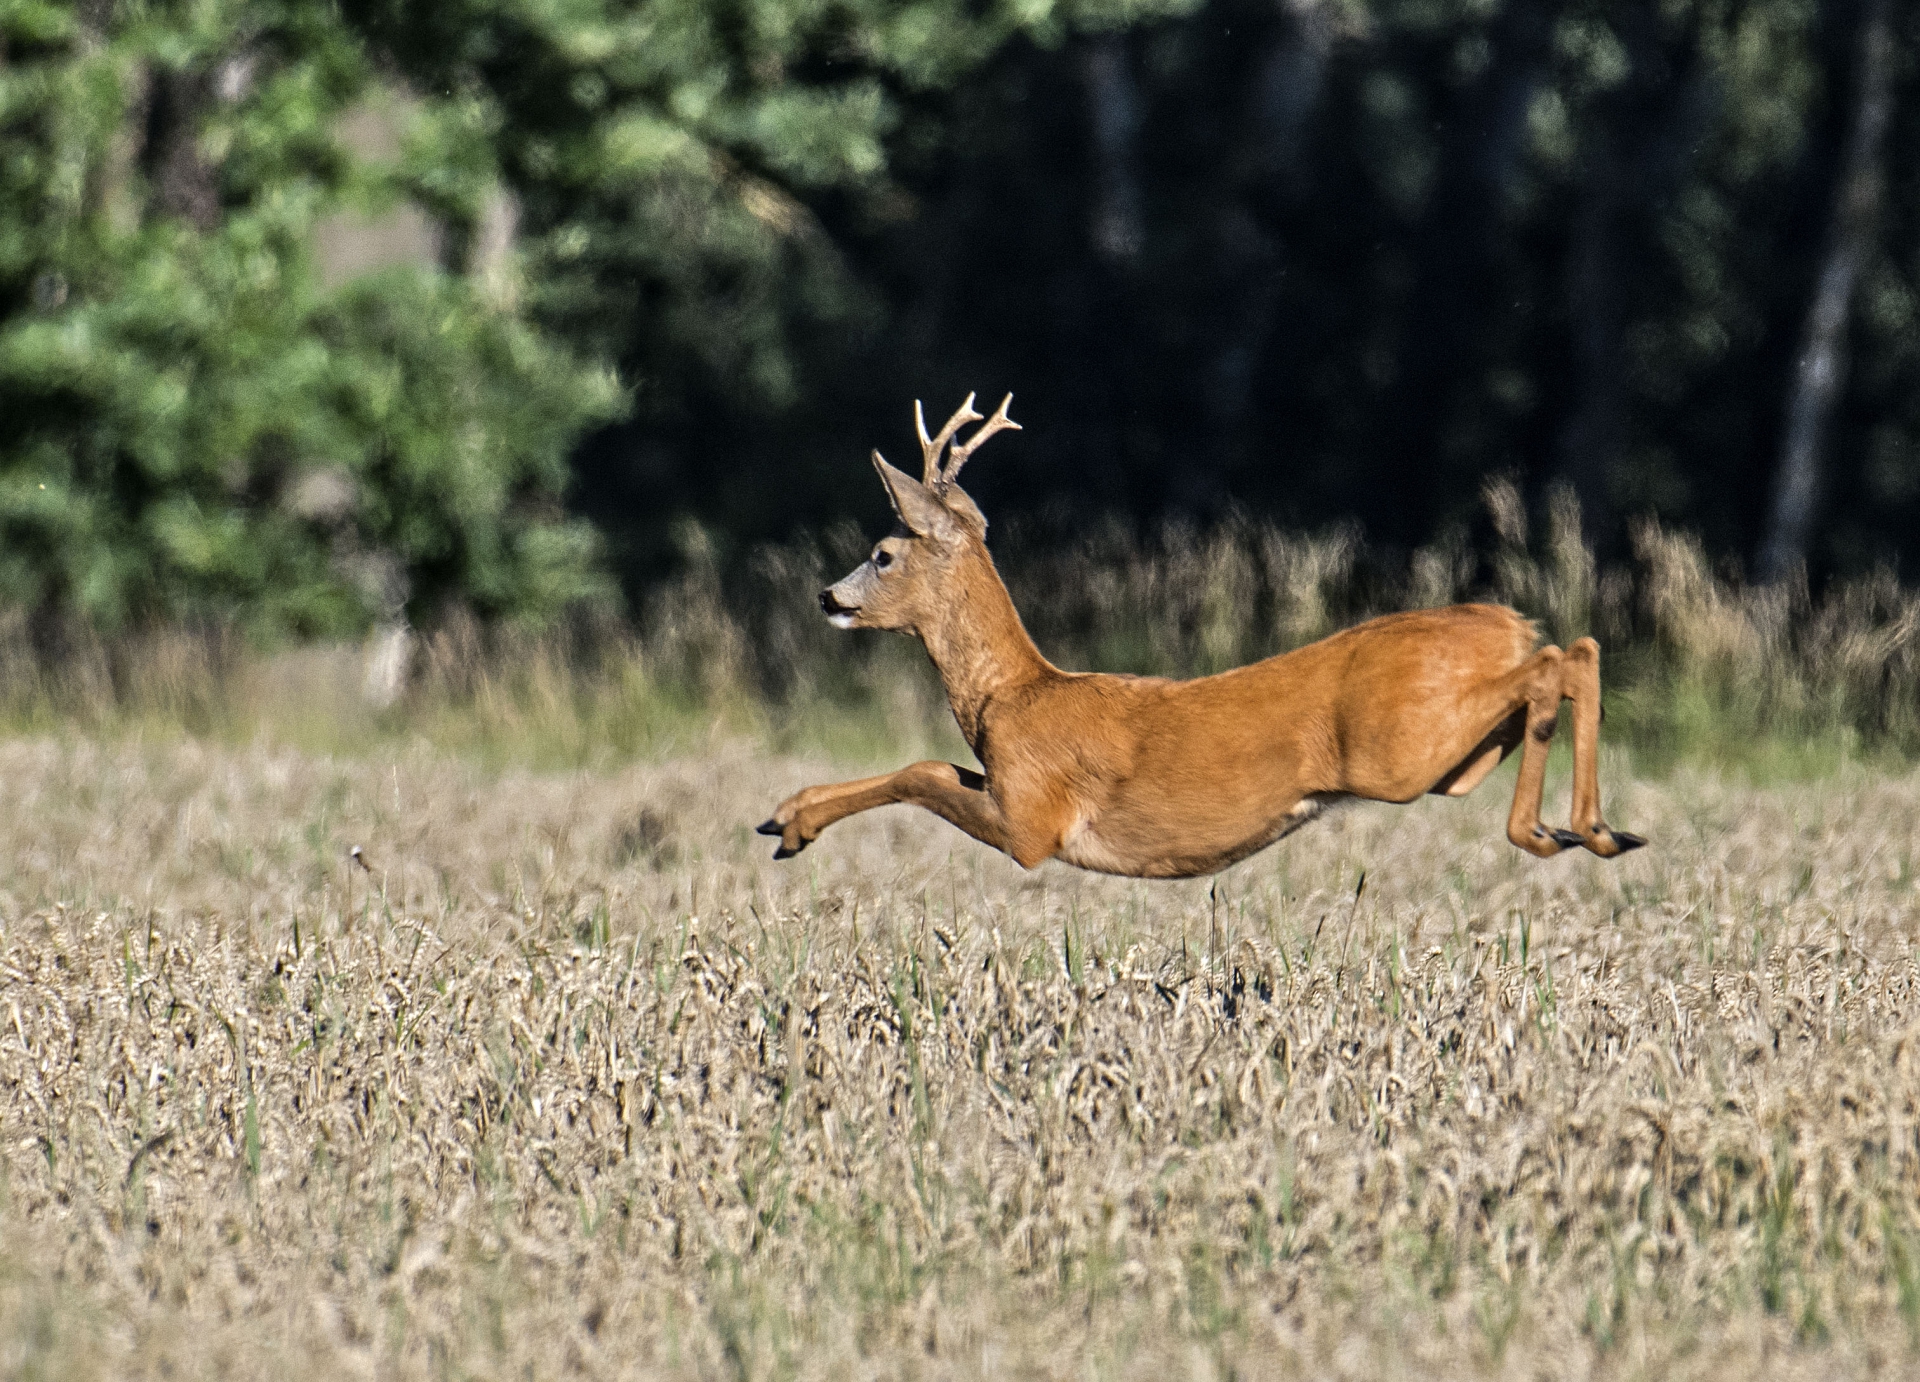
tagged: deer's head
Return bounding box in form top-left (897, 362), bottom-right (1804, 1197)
top-left (819, 393), bottom-right (1019, 633)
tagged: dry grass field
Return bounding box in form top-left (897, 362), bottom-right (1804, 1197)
top-left (3, 729), bottom-right (1920, 1380)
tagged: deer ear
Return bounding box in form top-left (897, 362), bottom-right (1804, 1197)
top-left (872, 451), bottom-right (953, 537)
top-left (941, 484), bottom-right (989, 536)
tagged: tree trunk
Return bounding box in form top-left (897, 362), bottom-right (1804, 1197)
top-left (1248, 0), bottom-right (1333, 180)
top-left (141, 51), bottom-right (255, 232)
top-left (1757, 0), bottom-right (1893, 583)
top-left (1082, 33), bottom-right (1143, 264)
top-left (470, 187), bottom-right (521, 307)
top-left (1553, 130), bottom-right (1625, 546)
top-left (144, 67), bottom-right (221, 230)
top-left (1202, 0), bottom-right (1333, 486)
top-left (1374, 0), bottom-right (1562, 548)
top-left (1552, 18), bottom-right (1713, 556)
top-left (97, 65), bottom-right (152, 233)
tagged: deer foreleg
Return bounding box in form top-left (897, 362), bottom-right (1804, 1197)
top-left (759, 762), bottom-right (1019, 861)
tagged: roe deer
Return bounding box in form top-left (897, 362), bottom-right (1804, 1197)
top-left (758, 395), bottom-right (1644, 878)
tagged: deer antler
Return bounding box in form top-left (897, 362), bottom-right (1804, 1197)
top-left (915, 392), bottom-right (1019, 495)
top-left (916, 393), bottom-right (982, 487)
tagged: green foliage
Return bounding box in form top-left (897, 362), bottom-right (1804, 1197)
top-left (528, 0), bottom-right (1920, 590)
top-left (2, 0), bottom-right (1214, 632)
top-left (0, 503), bottom-right (1914, 781)
top-left (0, 0), bottom-right (620, 634)
top-left (5, 0), bottom-right (1917, 633)
top-left (346, 0), bottom-right (1201, 408)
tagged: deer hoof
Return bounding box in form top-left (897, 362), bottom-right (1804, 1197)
top-left (1548, 828), bottom-right (1585, 849)
top-left (1514, 826), bottom-right (1561, 856)
top-left (1609, 830), bottom-right (1646, 853)
top-left (772, 838), bottom-right (809, 860)
top-left (755, 818), bottom-right (782, 837)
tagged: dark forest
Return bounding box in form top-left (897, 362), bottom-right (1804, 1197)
top-left (3, 0), bottom-right (1916, 629)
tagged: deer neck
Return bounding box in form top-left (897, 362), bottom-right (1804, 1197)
top-left (919, 548), bottom-right (1049, 746)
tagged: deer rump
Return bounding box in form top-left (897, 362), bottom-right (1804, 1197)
top-left (759, 396), bottom-right (1644, 878)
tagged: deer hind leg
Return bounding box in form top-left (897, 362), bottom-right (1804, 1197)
top-left (1429, 708), bottom-right (1526, 798)
top-left (1502, 645), bottom-right (1587, 857)
top-left (1499, 639), bottom-right (1646, 858)
top-left (1563, 637), bottom-right (1645, 858)
top-left (758, 763), bottom-right (1016, 860)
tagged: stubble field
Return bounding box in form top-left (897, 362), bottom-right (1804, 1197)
top-left (3, 733), bottom-right (1920, 1379)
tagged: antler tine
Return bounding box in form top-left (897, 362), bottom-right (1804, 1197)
top-left (939, 393), bottom-right (1019, 490)
top-left (915, 393), bottom-right (982, 486)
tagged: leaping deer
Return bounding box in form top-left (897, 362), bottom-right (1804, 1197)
top-left (759, 395), bottom-right (1644, 878)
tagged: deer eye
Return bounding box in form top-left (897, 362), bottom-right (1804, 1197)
top-left (872, 548), bottom-right (893, 569)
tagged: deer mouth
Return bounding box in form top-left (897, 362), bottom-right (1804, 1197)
top-left (819, 588), bottom-right (860, 628)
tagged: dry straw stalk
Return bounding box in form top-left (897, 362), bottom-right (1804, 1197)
top-left (0, 736), bottom-right (1918, 1378)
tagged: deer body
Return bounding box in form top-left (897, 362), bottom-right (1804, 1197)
top-left (760, 397), bottom-right (1643, 877)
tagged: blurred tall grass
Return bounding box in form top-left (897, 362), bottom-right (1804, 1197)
top-left (1, 482), bottom-right (1915, 774)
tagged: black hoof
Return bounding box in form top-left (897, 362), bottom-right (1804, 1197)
top-left (772, 842), bottom-right (802, 860)
top-left (1610, 831), bottom-right (1647, 853)
top-left (755, 818), bottom-right (782, 836)
top-left (1549, 829), bottom-right (1585, 848)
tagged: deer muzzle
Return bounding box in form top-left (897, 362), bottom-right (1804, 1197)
top-left (819, 586), bottom-right (859, 628)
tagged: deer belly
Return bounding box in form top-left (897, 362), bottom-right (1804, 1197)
top-left (1055, 792), bottom-right (1349, 879)
top-left (1054, 817), bottom-right (1153, 875)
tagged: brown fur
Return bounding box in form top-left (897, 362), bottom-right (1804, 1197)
top-left (761, 400), bottom-right (1643, 878)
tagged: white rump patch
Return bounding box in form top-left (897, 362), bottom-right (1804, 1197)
top-left (1283, 791), bottom-right (1354, 831)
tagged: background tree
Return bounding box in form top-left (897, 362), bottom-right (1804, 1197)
top-left (1759, 0), bottom-right (1895, 583)
top-left (340, 0), bottom-right (1206, 578)
top-left (3, 0), bottom-right (1916, 632)
top-left (0, 0), bottom-right (619, 635)
top-left (540, 0), bottom-right (1919, 597)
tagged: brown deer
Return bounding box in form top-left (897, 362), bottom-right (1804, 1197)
top-left (758, 395), bottom-right (1644, 878)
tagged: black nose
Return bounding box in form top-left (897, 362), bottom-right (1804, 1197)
top-left (819, 589), bottom-right (845, 615)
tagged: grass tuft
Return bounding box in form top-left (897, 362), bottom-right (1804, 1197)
top-left (1, 492), bottom-right (1918, 776)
